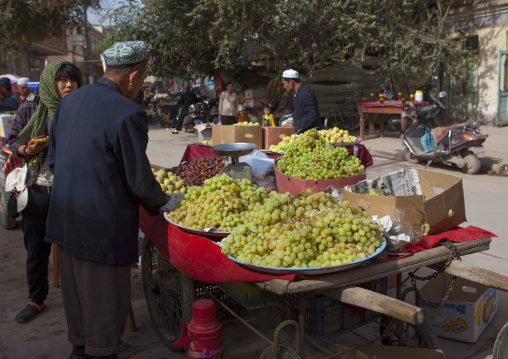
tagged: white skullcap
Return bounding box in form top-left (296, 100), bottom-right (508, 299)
top-left (282, 69), bottom-right (299, 79)
top-left (17, 77), bottom-right (30, 87)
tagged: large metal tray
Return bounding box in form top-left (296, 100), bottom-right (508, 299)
top-left (224, 238), bottom-right (386, 275)
top-left (163, 212), bottom-right (230, 239)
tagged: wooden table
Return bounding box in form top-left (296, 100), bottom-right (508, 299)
top-left (357, 100), bottom-right (428, 139)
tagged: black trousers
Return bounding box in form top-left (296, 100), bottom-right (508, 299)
top-left (175, 107), bottom-right (188, 131)
top-left (21, 184), bottom-right (52, 305)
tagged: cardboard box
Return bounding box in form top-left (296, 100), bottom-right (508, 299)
top-left (262, 127), bottom-right (295, 149)
top-left (212, 125), bottom-right (263, 149)
top-left (420, 273), bottom-right (498, 343)
top-left (330, 344), bottom-right (445, 359)
top-left (219, 282), bottom-right (279, 310)
top-left (342, 168), bottom-right (466, 235)
top-left (195, 124), bottom-right (212, 143)
top-left (0, 114), bottom-right (16, 138)
top-left (253, 88), bottom-right (268, 98)
top-left (275, 159), bottom-right (366, 195)
top-left (245, 98), bottom-right (269, 108)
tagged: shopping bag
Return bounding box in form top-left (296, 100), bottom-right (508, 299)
top-left (420, 127), bottom-right (437, 153)
top-left (5, 164), bottom-right (28, 213)
top-left (1, 140), bottom-right (22, 177)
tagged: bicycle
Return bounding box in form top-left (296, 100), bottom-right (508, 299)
top-left (324, 96), bottom-right (360, 131)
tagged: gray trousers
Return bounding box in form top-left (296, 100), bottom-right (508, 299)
top-left (57, 245), bottom-right (131, 357)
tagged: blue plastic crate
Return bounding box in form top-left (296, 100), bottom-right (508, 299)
top-left (279, 278), bottom-right (387, 341)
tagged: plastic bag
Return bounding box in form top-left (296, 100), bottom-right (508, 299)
top-left (224, 149), bottom-right (277, 191)
top-left (420, 127), bottom-right (437, 153)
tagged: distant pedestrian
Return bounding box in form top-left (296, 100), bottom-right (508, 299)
top-left (173, 85), bottom-right (197, 134)
top-left (16, 77), bottom-right (35, 103)
top-left (0, 77), bottom-right (20, 111)
top-left (219, 81), bottom-right (238, 125)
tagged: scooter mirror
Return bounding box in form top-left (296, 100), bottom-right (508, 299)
top-left (439, 91), bottom-right (447, 98)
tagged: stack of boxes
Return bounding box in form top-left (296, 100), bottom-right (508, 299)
top-left (244, 88), bottom-right (269, 108)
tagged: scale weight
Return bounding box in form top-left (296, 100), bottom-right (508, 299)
top-left (211, 143), bottom-right (257, 180)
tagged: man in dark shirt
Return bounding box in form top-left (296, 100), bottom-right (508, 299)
top-left (0, 77), bottom-right (20, 111)
top-left (46, 41), bottom-right (167, 359)
top-left (281, 69), bottom-right (322, 134)
top-left (172, 85), bottom-right (197, 134)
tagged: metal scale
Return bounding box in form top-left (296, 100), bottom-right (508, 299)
top-left (211, 143), bottom-right (257, 180)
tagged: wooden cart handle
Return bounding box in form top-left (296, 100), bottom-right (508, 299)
top-left (444, 260), bottom-right (508, 292)
top-left (320, 286), bottom-right (424, 326)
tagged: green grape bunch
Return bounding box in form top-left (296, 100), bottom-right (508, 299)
top-left (276, 129), bottom-right (365, 180)
top-left (221, 190), bottom-right (385, 269)
top-left (167, 173), bottom-right (268, 231)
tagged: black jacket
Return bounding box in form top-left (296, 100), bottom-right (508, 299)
top-left (46, 77), bottom-right (167, 265)
top-left (293, 84), bottom-right (323, 133)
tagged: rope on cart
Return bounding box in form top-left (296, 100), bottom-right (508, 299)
top-left (408, 240), bottom-right (461, 309)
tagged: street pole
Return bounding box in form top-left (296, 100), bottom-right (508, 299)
top-left (83, 5), bottom-right (94, 84)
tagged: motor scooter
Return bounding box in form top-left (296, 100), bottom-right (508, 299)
top-left (402, 103), bottom-right (488, 174)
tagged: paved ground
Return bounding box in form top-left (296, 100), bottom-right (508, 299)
top-left (1, 122), bottom-right (507, 359)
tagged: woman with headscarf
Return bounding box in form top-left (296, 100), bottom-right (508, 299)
top-left (8, 61), bottom-right (82, 323)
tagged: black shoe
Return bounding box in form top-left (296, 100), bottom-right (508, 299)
top-left (69, 346), bottom-right (94, 359)
top-left (15, 302), bottom-right (46, 323)
top-left (172, 130), bottom-right (179, 134)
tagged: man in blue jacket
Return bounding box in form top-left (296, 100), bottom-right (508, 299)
top-left (46, 41), bottom-right (168, 359)
top-left (281, 69), bottom-right (322, 134)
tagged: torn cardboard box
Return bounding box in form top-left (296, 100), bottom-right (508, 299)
top-left (342, 168), bottom-right (466, 235)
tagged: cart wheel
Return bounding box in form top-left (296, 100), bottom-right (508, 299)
top-left (0, 185), bottom-right (17, 230)
top-left (379, 287), bottom-right (439, 349)
top-left (379, 315), bottom-right (439, 349)
top-left (493, 321), bottom-right (508, 358)
top-left (141, 236), bottom-right (195, 351)
top-left (259, 345), bottom-right (300, 359)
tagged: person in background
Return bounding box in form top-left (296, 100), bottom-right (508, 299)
top-left (261, 104), bottom-right (275, 126)
top-left (272, 83), bottom-right (294, 125)
top-left (16, 77), bottom-right (35, 103)
top-left (173, 85), bottom-right (197, 134)
top-left (0, 77), bottom-right (20, 111)
top-left (281, 69), bottom-right (322, 133)
top-left (8, 61), bottom-right (82, 324)
top-left (45, 41), bottom-right (167, 359)
top-left (219, 81), bottom-right (238, 125)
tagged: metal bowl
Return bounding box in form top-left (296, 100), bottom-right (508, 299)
top-left (211, 143), bottom-right (257, 157)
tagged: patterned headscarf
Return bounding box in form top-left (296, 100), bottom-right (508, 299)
top-left (17, 60), bottom-right (71, 169)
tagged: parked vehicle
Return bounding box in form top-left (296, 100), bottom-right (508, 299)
top-left (183, 97), bottom-right (220, 131)
top-left (402, 103), bottom-right (488, 174)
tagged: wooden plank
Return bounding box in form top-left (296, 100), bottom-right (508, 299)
top-left (320, 287), bottom-right (424, 325)
top-left (445, 260), bottom-right (508, 291)
top-left (259, 238), bottom-right (491, 295)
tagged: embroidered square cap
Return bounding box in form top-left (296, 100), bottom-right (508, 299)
top-left (103, 41), bottom-right (148, 68)
top-left (282, 69), bottom-right (299, 79)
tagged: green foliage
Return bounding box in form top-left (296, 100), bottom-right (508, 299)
top-left (0, 0), bottom-right (100, 57)
top-left (104, 0), bottom-right (470, 79)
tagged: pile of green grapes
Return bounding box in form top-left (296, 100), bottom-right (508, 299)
top-left (276, 129), bottom-right (365, 180)
top-left (167, 173), bottom-right (268, 231)
top-left (221, 190), bottom-right (384, 269)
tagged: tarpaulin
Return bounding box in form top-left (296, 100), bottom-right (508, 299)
top-left (180, 143), bottom-right (373, 167)
top-left (405, 226), bottom-right (497, 253)
top-left (139, 207), bottom-right (495, 283)
top-left (139, 207), bottom-right (302, 283)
